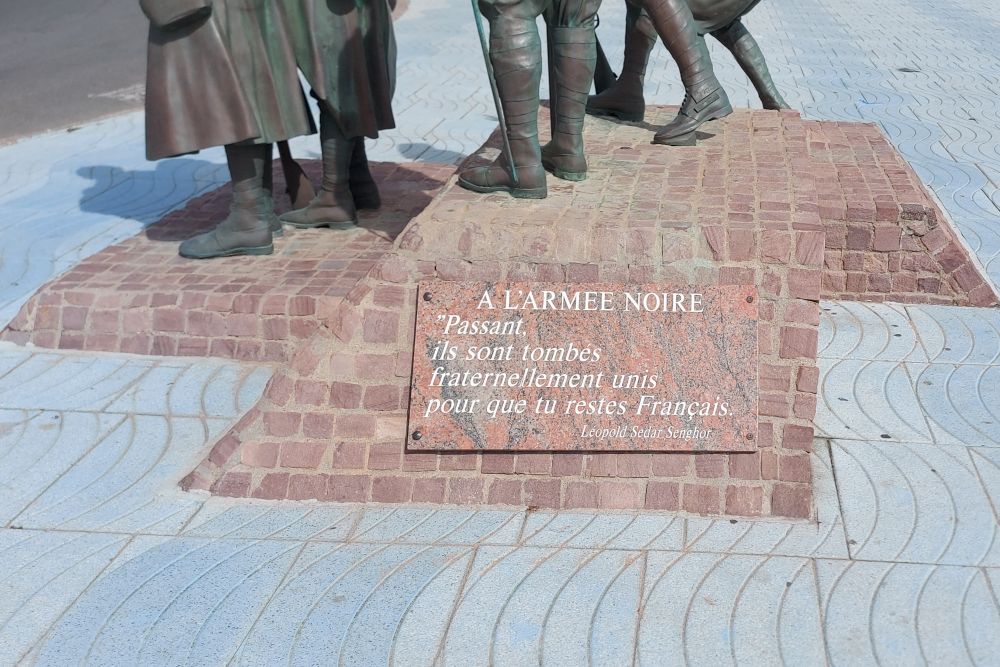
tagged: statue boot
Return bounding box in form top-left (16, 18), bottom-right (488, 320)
top-left (280, 109), bottom-right (358, 229)
top-left (649, 0), bottom-right (732, 146)
top-left (350, 138), bottom-right (381, 210)
top-left (712, 20), bottom-right (790, 110)
top-left (458, 20), bottom-right (547, 199)
top-left (541, 25), bottom-right (598, 181)
top-left (586, 4), bottom-right (656, 122)
top-left (179, 144), bottom-right (275, 259)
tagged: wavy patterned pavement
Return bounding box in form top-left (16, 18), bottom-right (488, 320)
top-left (0, 299), bottom-right (996, 663)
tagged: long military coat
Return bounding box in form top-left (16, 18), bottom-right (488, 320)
top-left (142, 0), bottom-right (315, 160)
top-left (282, 0), bottom-right (397, 139)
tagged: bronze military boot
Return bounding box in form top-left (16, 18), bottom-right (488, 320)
top-left (712, 20), bottom-right (790, 111)
top-left (280, 109), bottom-right (358, 229)
top-left (179, 145), bottom-right (275, 259)
top-left (586, 4), bottom-right (656, 122)
top-left (541, 25), bottom-right (599, 181)
top-left (458, 20), bottom-right (547, 199)
top-left (648, 0), bottom-right (732, 146)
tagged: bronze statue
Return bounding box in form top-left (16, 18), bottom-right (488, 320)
top-left (588, 0), bottom-right (790, 145)
top-left (141, 0), bottom-right (317, 259)
top-left (278, 0), bottom-right (397, 229)
top-left (457, 0), bottom-right (603, 199)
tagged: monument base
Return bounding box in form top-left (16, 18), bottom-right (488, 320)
top-left (4, 107), bottom-right (994, 518)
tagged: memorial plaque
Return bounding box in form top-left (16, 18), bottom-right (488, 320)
top-left (407, 282), bottom-right (758, 452)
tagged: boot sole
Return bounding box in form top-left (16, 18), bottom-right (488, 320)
top-left (457, 177), bottom-right (547, 199)
top-left (543, 163), bottom-right (588, 182)
top-left (651, 106), bottom-right (734, 146)
top-left (586, 107), bottom-right (645, 123)
top-left (179, 244), bottom-right (274, 260)
top-left (283, 220), bottom-right (358, 230)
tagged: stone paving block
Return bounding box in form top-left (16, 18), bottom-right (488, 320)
top-left (347, 507), bottom-right (524, 546)
top-left (234, 542), bottom-right (472, 666)
top-left (102, 362), bottom-right (271, 419)
top-left (816, 560), bottom-right (1000, 666)
top-left (519, 511), bottom-right (685, 551)
top-left (0, 410), bottom-right (119, 525)
top-left (819, 301), bottom-right (925, 361)
top-left (637, 552), bottom-right (824, 666)
top-left (0, 344), bottom-right (31, 377)
top-left (442, 546), bottom-right (643, 667)
top-left (683, 443), bottom-right (848, 558)
top-left (958, 218), bottom-right (1000, 288)
top-left (0, 353), bottom-right (152, 412)
top-left (906, 304), bottom-right (1000, 365)
top-left (183, 501), bottom-right (358, 542)
top-left (970, 448), bottom-right (1000, 515)
top-left (909, 362), bottom-right (1000, 446)
top-left (12, 415), bottom-right (218, 534)
top-left (832, 441), bottom-right (1000, 566)
top-left (34, 536), bottom-right (302, 666)
top-left (815, 358), bottom-right (932, 442)
top-left (0, 529), bottom-right (127, 665)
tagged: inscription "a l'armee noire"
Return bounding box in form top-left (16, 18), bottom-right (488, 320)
top-left (476, 289), bottom-right (706, 312)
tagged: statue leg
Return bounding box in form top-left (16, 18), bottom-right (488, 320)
top-left (276, 141), bottom-right (317, 213)
top-left (350, 139), bottom-right (381, 210)
top-left (280, 107), bottom-right (359, 229)
top-left (586, 1), bottom-right (656, 122)
top-left (541, 0), bottom-right (602, 181)
top-left (643, 0), bottom-right (733, 146)
top-left (458, 6), bottom-right (547, 199)
top-left (712, 20), bottom-right (790, 110)
top-left (179, 144), bottom-right (276, 259)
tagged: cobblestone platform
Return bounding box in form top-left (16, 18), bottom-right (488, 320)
top-left (3, 162), bottom-right (453, 361)
top-left (3, 108), bottom-right (992, 520)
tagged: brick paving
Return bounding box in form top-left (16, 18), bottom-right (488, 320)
top-left (3, 162), bottom-right (453, 361)
top-left (0, 107), bottom-right (954, 520)
top-left (4, 109), bottom-right (991, 519)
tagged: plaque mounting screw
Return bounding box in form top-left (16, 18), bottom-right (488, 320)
top-left (746, 295), bottom-right (754, 304)
top-left (422, 292), bottom-right (432, 302)
top-left (746, 432), bottom-right (754, 440)
top-left (411, 430), bottom-right (423, 441)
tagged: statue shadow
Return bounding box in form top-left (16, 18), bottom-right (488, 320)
top-left (74, 158), bottom-right (448, 244)
top-left (76, 159), bottom-right (227, 224)
top-left (396, 142), bottom-right (468, 166)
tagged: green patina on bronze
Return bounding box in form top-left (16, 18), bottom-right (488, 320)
top-left (140, 0), bottom-right (396, 259)
top-left (589, 0), bottom-right (790, 145)
top-left (142, 0), bottom-right (315, 161)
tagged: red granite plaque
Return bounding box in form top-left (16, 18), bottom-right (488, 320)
top-left (407, 282), bottom-right (758, 452)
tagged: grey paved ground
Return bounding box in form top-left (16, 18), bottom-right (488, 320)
top-left (1, 0), bottom-right (999, 664)
top-left (2, 302), bottom-right (1000, 664)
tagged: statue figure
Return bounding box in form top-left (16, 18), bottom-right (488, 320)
top-left (278, 0), bottom-right (398, 229)
top-left (141, 0), bottom-right (317, 259)
top-left (588, 0), bottom-right (790, 145)
top-left (457, 0), bottom-right (604, 199)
